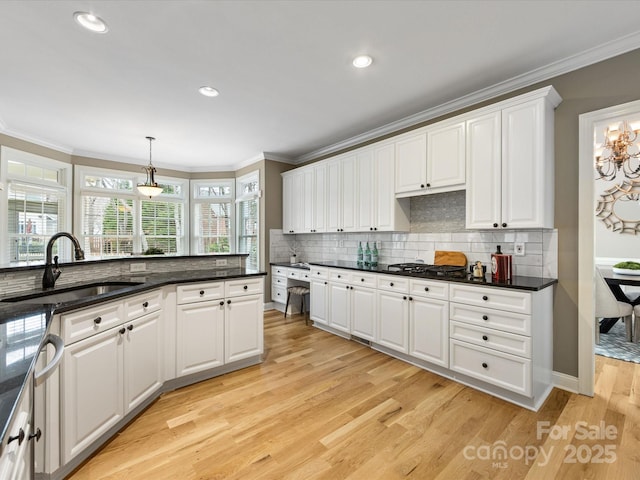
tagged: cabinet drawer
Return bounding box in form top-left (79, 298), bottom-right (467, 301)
top-left (310, 267), bottom-right (328, 279)
top-left (449, 284), bottom-right (531, 314)
top-left (124, 289), bottom-right (162, 321)
top-left (272, 284), bottom-right (286, 303)
top-left (62, 300), bottom-right (124, 344)
top-left (272, 266), bottom-right (287, 278)
top-left (351, 272), bottom-right (377, 288)
top-left (450, 302), bottom-right (531, 336)
top-left (409, 278), bottom-right (448, 300)
top-left (298, 270), bottom-right (312, 282)
top-left (225, 277), bottom-right (263, 297)
top-left (177, 282), bottom-right (224, 304)
top-left (450, 340), bottom-right (531, 396)
top-left (376, 274), bottom-right (409, 293)
top-left (272, 276), bottom-right (287, 288)
top-left (329, 269), bottom-right (352, 283)
top-left (450, 321), bottom-right (531, 358)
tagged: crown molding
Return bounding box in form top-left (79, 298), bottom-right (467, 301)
top-left (295, 30), bottom-right (640, 164)
top-left (0, 124), bottom-right (74, 155)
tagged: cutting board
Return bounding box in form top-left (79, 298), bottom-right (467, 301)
top-left (434, 250), bottom-right (467, 267)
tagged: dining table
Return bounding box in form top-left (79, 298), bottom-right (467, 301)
top-left (599, 267), bottom-right (640, 342)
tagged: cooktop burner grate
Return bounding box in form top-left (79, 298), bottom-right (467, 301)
top-left (387, 263), bottom-right (466, 277)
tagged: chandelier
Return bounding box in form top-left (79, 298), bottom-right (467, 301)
top-left (595, 121), bottom-right (640, 181)
top-left (137, 136), bottom-right (163, 198)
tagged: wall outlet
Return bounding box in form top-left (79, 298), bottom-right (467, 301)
top-left (216, 258), bottom-right (228, 267)
top-left (514, 243), bottom-right (525, 256)
top-left (130, 262), bottom-right (146, 272)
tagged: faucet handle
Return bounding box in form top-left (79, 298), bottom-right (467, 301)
top-left (53, 255), bottom-right (59, 269)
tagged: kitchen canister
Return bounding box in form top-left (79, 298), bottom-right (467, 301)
top-left (491, 245), bottom-right (512, 282)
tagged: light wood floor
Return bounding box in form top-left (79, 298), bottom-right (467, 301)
top-left (68, 310), bottom-right (640, 479)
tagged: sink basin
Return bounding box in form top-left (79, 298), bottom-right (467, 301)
top-left (1, 282), bottom-right (143, 304)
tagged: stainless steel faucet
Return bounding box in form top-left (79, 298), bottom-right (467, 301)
top-left (43, 232), bottom-right (85, 289)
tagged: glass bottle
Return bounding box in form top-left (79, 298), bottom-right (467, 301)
top-left (371, 241), bottom-right (378, 267)
top-left (364, 242), bottom-right (372, 266)
top-left (357, 241), bottom-right (363, 265)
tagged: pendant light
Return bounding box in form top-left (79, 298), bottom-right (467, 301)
top-left (137, 136), bottom-right (163, 198)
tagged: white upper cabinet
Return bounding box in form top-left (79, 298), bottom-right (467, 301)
top-left (395, 131), bottom-right (427, 194)
top-left (282, 170), bottom-right (304, 234)
top-left (466, 86), bottom-right (560, 229)
top-left (426, 119), bottom-right (466, 191)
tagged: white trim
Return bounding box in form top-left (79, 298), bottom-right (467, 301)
top-left (0, 125), bottom-right (74, 155)
top-left (577, 98), bottom-right (640, 397)
top-left (552, 371), bottom-right (579, 394)
top-left (297, 33), bottom-right (640, 164)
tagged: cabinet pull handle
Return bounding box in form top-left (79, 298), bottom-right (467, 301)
top-left (482, 362), bottom-right (488, 369)
top-left (142, 301), bottom-right (149, 308)
top-left (29, 428), bottom-right (42, 442)
top-left (200, 290), bottom-right (205, 296)
top-left (119, 327), bottom-right (126, 335)
top-left (219, 301), bottom-right (225, 306)
top-left (482, 335), bottom-right (488, 341)
top-left (502, 223), bottom-right (507, 228)
top-left (493, 223), bottom-right (498, 228)
top-left (127, 324), bottom-right (133, 331)
top-left (94, 316), bottom-right (102, 325)
top-left (482, 295), bottom-right (488, 301)
top-left (8, 428), bottom-right (25, 445)
top-left (482, 315), bottom-right (488, 320)
top-left (227, 300), bottom-right (231, 304)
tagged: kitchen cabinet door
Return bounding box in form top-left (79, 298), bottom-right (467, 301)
top-left (426, 119), bottom-right (466, 190)
top-left (374, 142), bottom-right (404, 232)
top-left (465, 111), bottom-right (502, 229)
top-left (312, 163), bottom-right (326, 232)
top-left (62, 328), bottom-right (124, 463)
top-left (341, 154), bottom-right (358, 232)
top-left (356, 149), bottom-right (374, 231)
top-left (376, 291), bottom-right (409, 354)
top-left (409, 296), bottom-right (448, 367)
top-left (395, 130), bottom-right (427, 194)
top-left (282, 170), bottom-right (304, 234)
top-left (329, 283), bottom-right (350, 333)
top-left (225, 293), bottom-right (263, 363)
top-left (351, 285), bottom-right (376, 341)
top-left (326, 159), bottom-right (342, 232)
top-left (176, 299), bottom-right (225, 376)
top-left (124, 311), bottom-right (162, 413)
top-left (302, 167), bottom-right (315, 233)
top-left (310, 279), bottom-right (329, 325)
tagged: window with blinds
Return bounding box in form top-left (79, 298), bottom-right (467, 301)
top-left (1, 146), bottom-right (71, 265)
top-left (141, 199), bottom-right (184, 254)
top-left (236, 172), bottom-right (259, 270)
top-left (192, 180), bottom-right (233, 254)
top-left (81, 195), bottom-right (134, 257)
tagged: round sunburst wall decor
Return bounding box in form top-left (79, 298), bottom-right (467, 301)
top-left (595, 179), bottom-right (640, 234)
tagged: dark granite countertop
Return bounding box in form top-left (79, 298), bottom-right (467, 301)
top-left (294, 260), bottom-right (557, 291)
top-left (0, 267), bottom-right (266, 451)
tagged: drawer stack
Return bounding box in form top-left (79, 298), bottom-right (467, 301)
top-left (449, 284), bottom-right (533, 397)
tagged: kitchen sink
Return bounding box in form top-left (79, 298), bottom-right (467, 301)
top-left (1, 282), bottom-right (143, 304)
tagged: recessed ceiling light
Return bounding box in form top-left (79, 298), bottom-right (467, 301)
top-left (73, 11), bottom-right (108, 34)
top-left (352, 55), bottom-right (373, 68)
top-left (199, 86), bottom-right (220, 97)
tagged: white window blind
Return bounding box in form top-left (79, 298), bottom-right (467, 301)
top-left (141, 199), bottom-right (185, 254)
top-left (81, 195), bottom-right (134, 257)
top-left (236, 172), bottom-right (259, 270)
top-left (192, 180), bottom-right (233, 254)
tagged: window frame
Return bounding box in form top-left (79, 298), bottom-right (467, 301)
top-left (190, 178), bottom-right (235, 255)
top-left (0, 146), bottom-right (72, 265)
top-left (235, 171), bottom-right (260, 270)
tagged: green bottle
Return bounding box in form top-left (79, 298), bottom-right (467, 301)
top-left (364, 242), bottom-right (372, 266)
top-left (371, 242), bottom-right (378, 267)
top-left (357, 242), bottom-right (363, 265)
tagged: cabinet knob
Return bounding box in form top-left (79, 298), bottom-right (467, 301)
top-left (337, 275), bottom-right (341, 278)
top-left (420, 184), bottom-right (425, 188)
top-left (493, 223), bottom-right (498, 228)
top-left (482, 335), bottom-right (488, 341)
top-left (390, 282), bottom-right (394, 287)
top-left (482, 362), bottom-right (488, 369)
top-left (8, 428), bottom-right (25, 445)
top-left (424, 287), bottom-right (429, 292)
top-left (502, 223), bottom-right (507, 228)
top-left (482, 295), bottom-right (488, 301)
top-left (426, 183), bottom-right (431, 187)
top-left (346, 285), bottom-right (349, 290)
top-left (409, 296), bottom-right (413, 301)
top-left (374, 227), bottom-right (377, 231)
top-left (119, 327), bottom-right (126, 335)
top-left (94, 316), bottom-right (102, 325)
top-left (200, 290), bottom-right (205, 296)
top-left (361, 278), bottom-right (365, 282)
top-left (243, 285), bottom-right (248, 290)
top-left (127, 324), bottom-right (133, 331)
top-left (482, 315), bottom-right (488, 320)
top-left (219, 301), bottom-right (225, 306)
top-left (29, 428), bottom-right (42, 442)
top-left (227, 300), bottom-right (231, 305)
top-left (370, 227), bottom-right (373, 231)
top-left (324, 281), bottom-right (327, 285)
top-left (142, 301), bottom-right (149, 308)
top-left (403, 296), bottom-right (407, 300)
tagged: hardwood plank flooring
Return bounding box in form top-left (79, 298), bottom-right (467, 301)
top-left (67, 310), bottom-right (640, 479)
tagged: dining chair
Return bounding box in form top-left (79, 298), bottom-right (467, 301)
top-left (634, 304), bottom-right (640, 343)
top-left (595, 267), bottom-right (634, 343)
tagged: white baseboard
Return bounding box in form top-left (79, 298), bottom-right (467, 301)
top-left (553, 371), bottom-right (579, 393)
top-left (264, 302), bottom-right (275, 311)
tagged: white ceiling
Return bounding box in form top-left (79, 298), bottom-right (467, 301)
top-left (1, 1), bottom-right (640, 172)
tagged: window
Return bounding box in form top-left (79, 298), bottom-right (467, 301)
top-left (236, 172), bottom-right (260, 270)
top-left (0, 147), bottom-right (71, 265)
top-left (75, 166), bottom-right (188, 258)
top-left (191, 180), bottom-right (234, 254)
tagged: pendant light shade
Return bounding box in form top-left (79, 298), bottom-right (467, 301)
top-left (137, 136), bottom-right (163, 198)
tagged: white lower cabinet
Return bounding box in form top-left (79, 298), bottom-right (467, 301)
top-left (351, 285), bottom-right (376, 341)
top-left (176, 300), bottom-right (225, 376)
top-left (61, 293), bottom-right (163, 464)
top-left (225, 293), bottom-right (263, 363)
top-left (0, 381), bottom-right (32, 480)
top-left (376, 290), bottom-right (409, 354)
top-left (328, 283), bottom-right (351, 333)
top-left (409, 295), bottom-right (448, 367)
top-left (310, 278), bottom-right (329, 325)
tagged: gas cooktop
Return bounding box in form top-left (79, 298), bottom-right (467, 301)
top-left (387, 263), bottom-right (467, 278)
